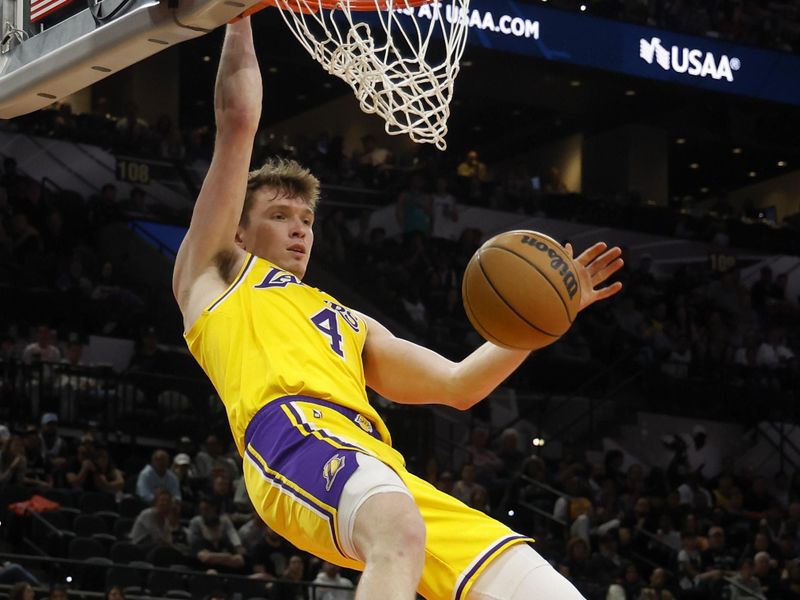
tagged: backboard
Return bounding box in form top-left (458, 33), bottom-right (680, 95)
top-left (0, 0), bottom-right (264, 118)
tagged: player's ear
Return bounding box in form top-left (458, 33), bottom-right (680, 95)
top-left (234, 228), bottom-right (246, 251)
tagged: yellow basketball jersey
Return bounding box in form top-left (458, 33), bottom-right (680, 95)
top-left (185, 254), bottom-right (391, 455)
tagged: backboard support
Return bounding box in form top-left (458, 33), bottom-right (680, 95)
top-left (0, 0), bottom-right (264, 119)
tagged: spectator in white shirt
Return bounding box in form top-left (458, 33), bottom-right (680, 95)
top-left (136, 449), bottom-right (181, 503)
top-left (313, 562), bottom-right (354, 600)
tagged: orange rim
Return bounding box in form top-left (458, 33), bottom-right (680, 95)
top-left (240, 0), bottom-right (433, 19)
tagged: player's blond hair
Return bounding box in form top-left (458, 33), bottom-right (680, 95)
top-left (240, 158), bottom-right (320, 226)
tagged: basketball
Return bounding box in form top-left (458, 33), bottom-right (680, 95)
top-left (462, 230), bottom-right (582, 350)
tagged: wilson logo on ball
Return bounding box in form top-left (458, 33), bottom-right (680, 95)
top-left (520, 235), bottom-right (579, 299)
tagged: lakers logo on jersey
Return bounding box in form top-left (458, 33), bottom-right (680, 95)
top-left (354, 414), bottom-right (374, 434)
top-left (323, 454), bottom-right (346, 492)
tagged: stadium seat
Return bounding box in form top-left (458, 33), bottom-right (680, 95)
top-left (78, 556), bottom-right (113, 591)
top-left (113, 517), bottom-right (135, 540)
top-left (110, 541), bottom-right (146, 564)
top-left (188, 574), bottom-right (226, 599)
top-left (74, 514), bottom-right (109, 537)
top-left (31, 509), bottom-right (76, 556)
top-left (68, 536), bottom-right (106, 560)
top-left (41, 487), bottom-right (78, 508)
top-left (146, 545), bottom-right (187, 567)
top-left (105, 565), bottom-right (145, 591)
top-left (165, 590), bottom-right (192, 599)
top-left (146, 569), bottom-right (186, 595)
top-left (112, 517), bottom-right (135, 541)
top-left (79, 491), bottom-right (117, 514)
top-left (228, 577), bottom-right (270, 599)
top-left (118, 496), bottom-right (148, 518)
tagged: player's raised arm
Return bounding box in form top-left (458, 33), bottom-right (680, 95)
top-left (173, 18), bottom-right (262, 318)
top-left (362, 242), bottom-right (623, 410)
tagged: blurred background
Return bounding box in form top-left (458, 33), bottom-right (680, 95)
top-left (0, 0), bottom-right (799, 598)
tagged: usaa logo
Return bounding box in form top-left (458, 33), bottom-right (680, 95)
top-left (354, 414), bottom-right (374, 434)
top-left (323, 454), bottom-right (346, 492)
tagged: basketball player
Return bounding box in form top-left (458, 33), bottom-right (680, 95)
top-left (173, 19), bottom-right (623, 600)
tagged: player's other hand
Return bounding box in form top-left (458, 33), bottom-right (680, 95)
top-left (564, 242), bottom-right (624, 311)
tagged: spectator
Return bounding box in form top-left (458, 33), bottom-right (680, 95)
top-left (251, 523), bottom-right (298, 580)
top-left (456, 149), bottom-right (489, 201)
top-left (38, 413), bottom-right (65, 462)
top-left (237, 505), bottom-right (269, 555)
top-left (756, 328), bottom-right (795, 369)
top-left (21, 324), bottom-right (60, 364)
top-left (91, 446), bottom-right (125, 494)
top-left (8, 582), bottom-right (35, 600)
top-left (496, 428), bottom-right (525, 476)
top-left (0, 562), bottom-right (40, 586)
top-left (121, 187), bottom-right (151, 217)
top-left (47, 584), bottom-right (68, 600)
top-left (22, 424), bottom-right (48, 482)
top-left (129, 489), bottom-right (180, 546)
top-left (677, 530), bottom-right (704, 592)
top-left (354, 134), bottom-right (392, 187)
top-left (10, 213), bottom-right (43, 268)
top-left (1, 435), bottom-right (48, 488)
top-left (452, 463), bottom-right (486, 506)
top-left (172, 453), bottom-right (197, 515)
top-left (753, 551), bottom-right (780, 596)
top-left (136, 449), bottom-right (181, 503)
top-left (469, 486), bottom-right (491, 513)
top-left (313, 561), bottom-right (354, 600)
top-left (65, 437), bottom-right (97, 490)
top-left (729, 558), bottom-right (763, 600)
top-left (464, 426), bottom-right (504, 483)
top-left (187, 498), bottom-right (246, 572)
top-left (195, 435), bottom-right (239, 482)
top-left (126, 327), bottom-right (167, 376)
top-left (272, 554), bottom-right (308, 600)
top-left (640, 567), bottom-right (675, 600)
top-left (208, 473), bottom-right (248, 524)
top-left (395, 174), bottom-right (432, 238)
top-left (105, 586), bottom-right (126, 600)
top-left (430, 176), bottom-right (459, 241)
top-left (702, 525), bottom-right (737, 572)
top-left (114, 102), bottom-right (150, 150)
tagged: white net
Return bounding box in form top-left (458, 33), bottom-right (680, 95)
top-left (269, 0), bottom-right (470, 150)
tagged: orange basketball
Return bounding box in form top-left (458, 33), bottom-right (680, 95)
top-left (462, 230), bottom-right (582, 350)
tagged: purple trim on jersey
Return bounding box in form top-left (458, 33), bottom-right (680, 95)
top-left (245, 394), bottom-right (382, 443)
top-left (208, 254), bottom-right (255, 312)
top-left (244, 446), bottom-right (347, 558)
top-left (453, 534), bottom-right (531, 600)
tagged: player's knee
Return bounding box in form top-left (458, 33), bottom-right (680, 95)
top-left (353, 492), bottom-right (426, 563)
top-left (393, 501), bottom-right (426, 554)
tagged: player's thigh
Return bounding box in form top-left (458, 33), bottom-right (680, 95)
top-left (339, 453), bottom-right (423, 561)
top-left (467, 544), bottom-right (586, 600)
top-left (398, 471), bottom-right (533, 600)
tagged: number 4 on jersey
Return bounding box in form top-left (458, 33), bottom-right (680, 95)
top-left (310, 308), bottom-right (345, 358)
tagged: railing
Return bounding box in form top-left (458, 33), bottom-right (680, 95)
top-left (0, 359), bottom-right (220, 440)
top-left (490, 347), bottom-right (642, 449)
top-left (0, 553), bottom-right (354, 599)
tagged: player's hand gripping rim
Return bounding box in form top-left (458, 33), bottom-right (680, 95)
top-left (564, 242), bottom-right (624, 312)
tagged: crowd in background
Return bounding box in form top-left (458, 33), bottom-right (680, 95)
top-left (577, 0), bottom-right (800, 54)
top-left (0, 417), bottom-right (358, 599)
top-left (0, 8), bottom-right (799, 593)
top-left (8, 399), bottom-right (800, 599)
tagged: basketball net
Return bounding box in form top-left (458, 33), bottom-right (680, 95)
top-left (252, 0), bottom-right (470, 150)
